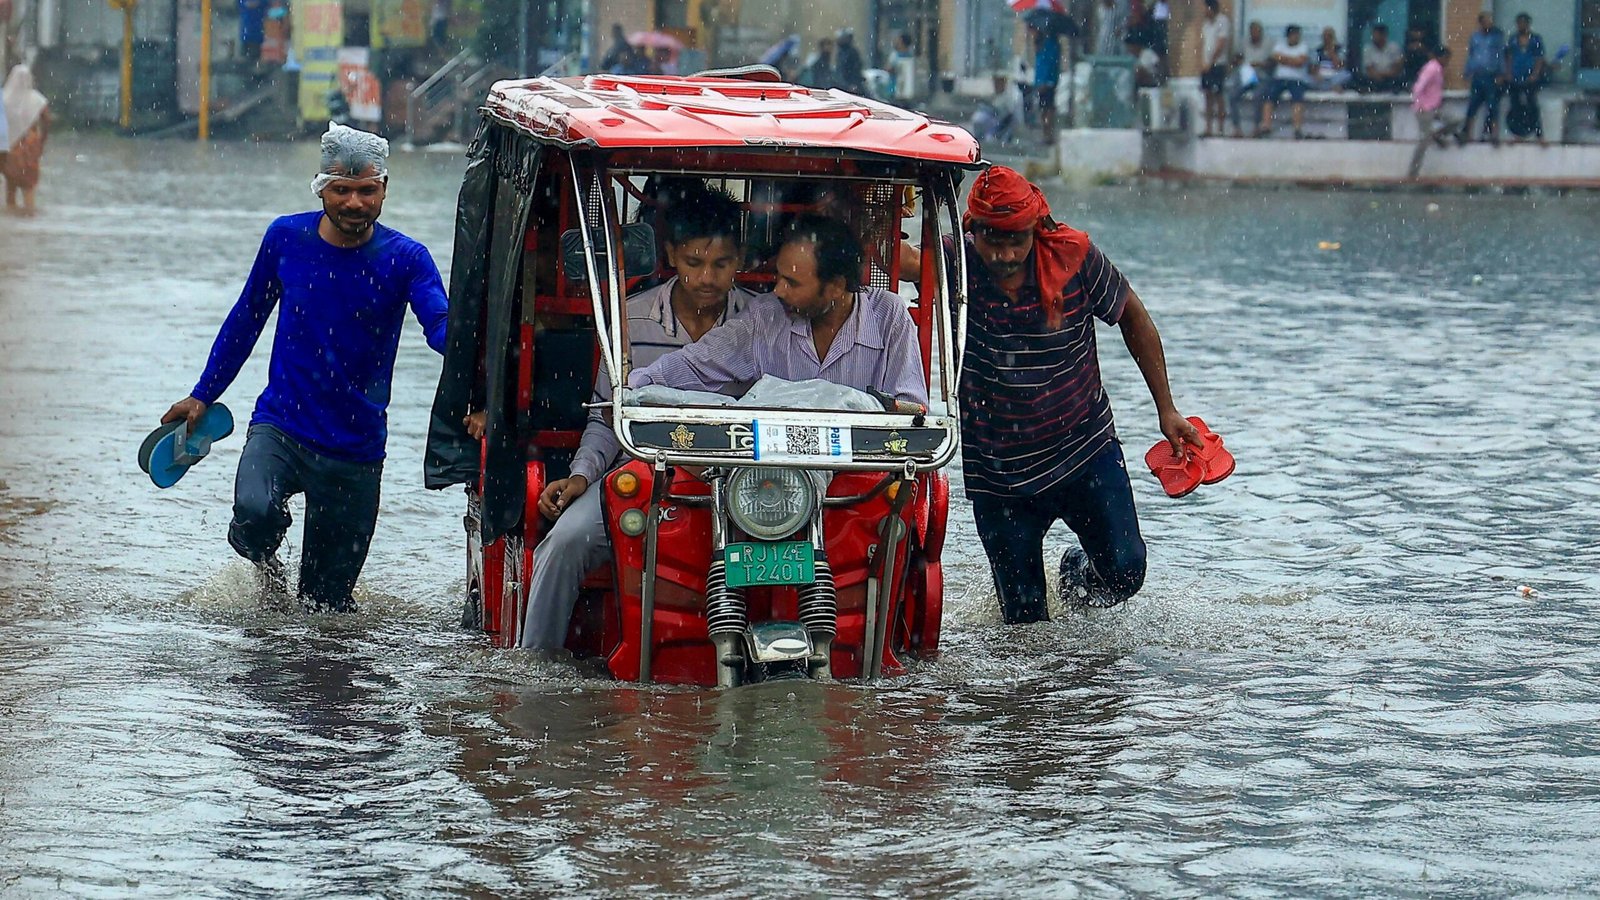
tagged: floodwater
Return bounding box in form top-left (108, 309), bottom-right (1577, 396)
top-left (2, 136), bottom-right (1599, 898)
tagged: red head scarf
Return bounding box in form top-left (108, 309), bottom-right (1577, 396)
top-left (964, 166), bottom-right (1090, 329)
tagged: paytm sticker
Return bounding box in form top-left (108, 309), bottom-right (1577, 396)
top-left (751, 421), bottom-right (854, 463)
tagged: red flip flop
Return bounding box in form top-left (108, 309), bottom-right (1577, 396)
top-left (1144, 440), bottom-right (1205, 499)
top-left (1186, 416), bottom-right (1236, 485)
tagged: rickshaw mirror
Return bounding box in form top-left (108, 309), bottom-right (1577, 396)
top-left (560, 223), bottom-right (659, 284)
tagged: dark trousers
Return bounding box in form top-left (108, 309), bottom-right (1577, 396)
top-left (970, 440), bottom-right (1147, 624)
top-left (229, 424), bottom-right (383, 611)
top-left (1505, 82), bottom-right (1543, 137)
top-left (1461, 72), bottom-right (1502, 138)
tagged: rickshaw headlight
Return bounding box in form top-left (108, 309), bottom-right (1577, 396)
top-left (726, 467), bottom-right (817, 540)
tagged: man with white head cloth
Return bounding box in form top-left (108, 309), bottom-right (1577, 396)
top-left (160, 123), bottom-right (449, 611)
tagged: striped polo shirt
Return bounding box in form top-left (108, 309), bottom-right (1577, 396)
top-left (959, 237), bottom-right (1130, 499)
top-left (568, 278), bottom-right (754, 484)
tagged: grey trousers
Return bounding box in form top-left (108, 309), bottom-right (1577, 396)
top-left (229, 424), bottom-right (383, 611)
top-left (518, 486), bottom-right (612, 649)
top-left (1409, 109), bottom-right (1461, 178)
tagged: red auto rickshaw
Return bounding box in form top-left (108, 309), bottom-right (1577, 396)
top-left (425, 70), bottom-right (980, 686)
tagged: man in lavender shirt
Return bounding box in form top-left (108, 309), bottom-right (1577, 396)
top-left (629, 215), bottom-right (929, 407)
top-left (519, 188), bottom-right (754, 650)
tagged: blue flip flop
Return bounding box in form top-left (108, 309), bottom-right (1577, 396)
top-left (139, 403), bottom-right (235, 489)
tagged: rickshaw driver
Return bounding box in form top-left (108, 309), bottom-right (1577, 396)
top-left (957, 166), bottom-right (1201, 624)
top-left (628, 215), bottom-right (928, 407)
top-left (158, 123), bottom-right (448, 612)
top-left (517, 187), bottom-right (756, 650)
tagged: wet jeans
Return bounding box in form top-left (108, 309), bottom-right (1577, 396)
top-left (1461, 72), bottom-right (1502, 139)
top-left (229, 424), bottom-right (383, 611)
top-left (970, 440), bottom-right (1147, 624)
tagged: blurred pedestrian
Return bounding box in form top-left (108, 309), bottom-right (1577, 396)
top-left (834, 29), bottom-right (866, 93)
top-left (1503, 12), bottom-right (1546, 145)
top-left (1458, 12), bottom-right (1505, 144)
top-left (1199, 0), bottom-right (1230, 136)
top-left (158, 124), bottom-right (448, 612)
top-left (238, 0), bottom-right (265, 61)
top-left (428, 0), bottom-right (451, 48)
top-left (1032, 23), bottom-right (1062, 142)
top-left (600, 23), bottom-right (631, 73)
top-left (889, 30), bottom-right (918, 101)
top-left (1408, 46), bottom-right (1457, 178)
top-left (1149, 0), bottom-right (1170, 62)
top-left (1094, 0), bottom-right (1129, 57)
top-left (1402, 27), bottom-right (1430, 83)
top-left (3, 64), bottom-right (49, 215)
top-left (798, 36), bottom-right (836, 88)
top-left (1230, 20), bottom-right (1271, 136)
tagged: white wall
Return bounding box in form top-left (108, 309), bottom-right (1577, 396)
top-left (1236, 0), bottom-right (1350, 41)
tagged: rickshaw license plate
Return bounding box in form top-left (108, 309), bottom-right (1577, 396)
top-left (724, 541), bottom-right (815, 587)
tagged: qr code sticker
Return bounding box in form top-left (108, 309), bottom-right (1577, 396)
top-left (753, 422), bottom-right (854, 462)
top-left (790, 427), bottom-right (822, 455)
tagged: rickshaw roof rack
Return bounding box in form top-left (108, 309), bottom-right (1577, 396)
top-left (482, 74), bottom-right (982, 166)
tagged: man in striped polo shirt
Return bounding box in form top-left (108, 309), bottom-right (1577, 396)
top-left (518, 187), bottom-right (756, 650)
top-left (959, 166), bottom-right (1201, 623)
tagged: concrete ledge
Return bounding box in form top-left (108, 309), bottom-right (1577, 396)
top-left (1057, 128), bottom-right (1143, 183)
top-left (1175, 137), bottom-right (1600, 184)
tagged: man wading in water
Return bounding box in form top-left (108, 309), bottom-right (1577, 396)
top-left (957, 166), bottom-right (1200, 622)
top-left (160, 123), bottom-right (448, 611)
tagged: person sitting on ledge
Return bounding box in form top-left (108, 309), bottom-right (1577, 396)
top-left (1257, 24), bottom-right (1311, 139)
top-left (1355, 23), bottom-right (1405, 92)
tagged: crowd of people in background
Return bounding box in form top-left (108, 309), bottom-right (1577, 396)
top-left (1199, 8), bottom-right (1554, 145)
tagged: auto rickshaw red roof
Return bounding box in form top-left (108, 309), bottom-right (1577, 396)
top-left (426, 71), bottom-right (982, 687)
top-left (481, 72), bottom-right (981, 163)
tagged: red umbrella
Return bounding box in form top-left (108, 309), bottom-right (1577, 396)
top-left (1007, 0), bottom-right (1066, 11)
top-left (629, 31), bottom-right (685, 51)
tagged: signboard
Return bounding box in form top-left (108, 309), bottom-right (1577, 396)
top-left (337, 47), bottom-right (384, 124)
top-left (294, 0), bottom-right (343, 123)
top-left (371, 0), bottom-right (428, 49)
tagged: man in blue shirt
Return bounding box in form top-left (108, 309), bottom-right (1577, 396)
top-left (1032, 23), bottom-right (1062, 143)
top-left (1457, 12), bottom-right (1505, 144)
top-left (160, 124), bottom-right (448, 611)
top-left (1502, 12), bottom-right (1547, 143)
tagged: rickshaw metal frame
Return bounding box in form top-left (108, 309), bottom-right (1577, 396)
top-left (443, 73), bottom-right (982, 682)
top-left (561, 163), bottom-right (968, 476)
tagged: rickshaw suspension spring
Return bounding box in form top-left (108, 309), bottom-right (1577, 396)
top-left (704, 560), bottom-right (748, 637)
top-left (796, 554), bottom-right (837, 637)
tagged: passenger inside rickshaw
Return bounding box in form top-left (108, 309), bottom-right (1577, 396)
top-left (516, 182), bottom-right (760, 651)
top-left (460, 171), bottom-right (928, 438)
top-left (509, 180), bottom-right (930, 653)
top-left (626, 213), bottom-right (927, 411)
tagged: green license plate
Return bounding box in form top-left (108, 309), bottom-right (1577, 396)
top-left (724, 541), bottom-right (815, 588)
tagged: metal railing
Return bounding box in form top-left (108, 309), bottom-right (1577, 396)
top-left (407, 49), bottom-right (586, 146)
top-left (406, 48), bottom-right (477, 146)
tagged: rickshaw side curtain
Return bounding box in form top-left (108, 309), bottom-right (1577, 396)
top-left (424, 122), bottom-right (542, 546)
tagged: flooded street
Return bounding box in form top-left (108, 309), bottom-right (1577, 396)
top-left (3, 135), bottom-right (1599, 897)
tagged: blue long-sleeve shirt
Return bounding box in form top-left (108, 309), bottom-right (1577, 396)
top-left (191, 212), bottom-right (448, 462)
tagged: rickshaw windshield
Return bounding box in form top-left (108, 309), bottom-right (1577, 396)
top-left (567, 158), bottom-right (967, 473)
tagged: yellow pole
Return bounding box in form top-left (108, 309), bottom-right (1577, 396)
top-left (120, 4), bottom-right (134, 129)
top-left (198, 0), bottom-right (212, 140)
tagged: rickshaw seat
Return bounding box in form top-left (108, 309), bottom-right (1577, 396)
top-left (526, 326), bottom-right (595, 465)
